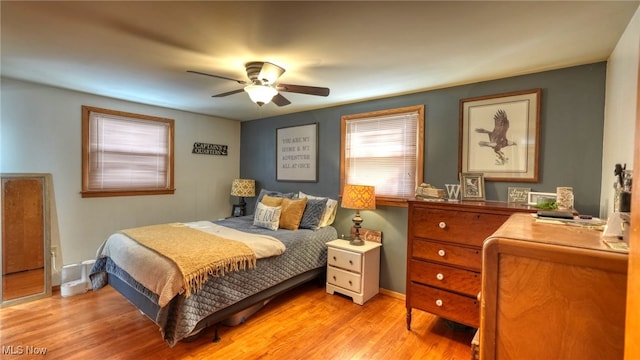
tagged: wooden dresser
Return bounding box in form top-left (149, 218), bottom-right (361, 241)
top-left (406, 200), bottom-right (533, 329)
top-left (480, 213), bottom-right (628, 360)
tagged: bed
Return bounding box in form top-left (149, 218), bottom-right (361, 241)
top-left (90, 211), bottom-right (338, 347)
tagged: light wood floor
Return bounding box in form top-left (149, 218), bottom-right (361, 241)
top-left (0, 282), bottom-right (475, 359)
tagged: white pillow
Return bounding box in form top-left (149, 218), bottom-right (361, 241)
top-left (253, 202), bottom-right (282, 231)
top-left (299, 191), bottom-right (338, 227)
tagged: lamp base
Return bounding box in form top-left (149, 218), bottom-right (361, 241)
top-left (350, 210), bottom-right (365, 246)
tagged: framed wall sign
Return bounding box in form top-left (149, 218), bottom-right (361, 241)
top-left (459, 89), bottom-right (541, 182)
top-left (508, 187), bottom-right (531, 203)
top-left (276, 123), bottom-right (318, 182)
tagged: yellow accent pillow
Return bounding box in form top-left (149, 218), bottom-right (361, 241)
top-left (279, 197), bottom-right (308, 230)
top-left (261, 194), bottom-right (284, 207)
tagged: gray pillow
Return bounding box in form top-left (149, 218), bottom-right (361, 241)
top-left (299, 198), bottom-right (328, 230)
top-left (254, 189), bottom-right (296, 214)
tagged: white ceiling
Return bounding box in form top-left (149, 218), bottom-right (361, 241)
top-left (1, 1), bottom-right (638, 121)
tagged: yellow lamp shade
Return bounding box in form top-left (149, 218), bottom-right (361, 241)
top-left (231, 179), bottom-right (255, 197)
top-left (341, 184), bottom-right (375, 210)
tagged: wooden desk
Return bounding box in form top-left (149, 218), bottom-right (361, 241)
top-left (480, 213), bottom-right (628, 359)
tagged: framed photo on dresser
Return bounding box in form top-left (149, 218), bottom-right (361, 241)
top-left (460, 172), bottom-right (485, 200)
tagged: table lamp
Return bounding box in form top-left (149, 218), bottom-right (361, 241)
top-left (231, 179), bottom-right (255, 216)
top-left (341, 184), bottom-right (376, 246)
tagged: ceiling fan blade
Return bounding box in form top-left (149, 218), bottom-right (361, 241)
top-left (271, 93), bottom-right (291, 107)
top-left (276, 83), bottom-right (330, 97)
top-left (187, 70), bottom-right (247, 85)
top-left (211, 88), bottom-right (245, 97)
top-left (258, 62), bottom-right (286, 84)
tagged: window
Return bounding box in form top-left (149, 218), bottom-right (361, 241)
top-left (81, 106), bottom-right (175, 198)
top-left (341, 105), bottom-right (424, 206)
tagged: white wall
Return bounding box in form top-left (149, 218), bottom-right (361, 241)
top-left (601, 7), bottom-right (640, 218)
top-left (1, 78), bottom-right (241, 283)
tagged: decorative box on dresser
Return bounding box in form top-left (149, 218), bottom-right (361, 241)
top-left (326, 239), bottom-right (382, 305)
top-left (406, 200), bottom-right (534, 329)
top-left (480, 213), bottom-right (628, 360)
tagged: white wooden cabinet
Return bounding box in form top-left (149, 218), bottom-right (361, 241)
top-left (325, 239), bottom-right (382, 305)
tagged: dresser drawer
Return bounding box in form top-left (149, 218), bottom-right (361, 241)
top-left (409, 282), bottom-right (479, 328)
top-left (410, 208), bottom-right (508, 247)
top-left (327, 266), bottom-right (362, 292)
top-left (328, 247), bottom-right (362, 273)
top-left (412, 239), bottom-right (481, 270)
top-left (410, 259), bottom-right (480, 297)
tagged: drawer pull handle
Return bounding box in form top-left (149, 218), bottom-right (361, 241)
top-left (438, 221), bottom-right (446, 229)
top-left (438, 249), bottom-right (446, 257)
top-left (349, 260), bottom-right (353, 265)
top-left (349, 280), bottom-right (352, 286)
top-left (435, 299), bottom-right (443, 307)
top-left (333, 275), bottom-right (336, 280)
top-left (333, 256), bottom-right (337, 261)
top-left (436, 273), bottom-right (444, 281)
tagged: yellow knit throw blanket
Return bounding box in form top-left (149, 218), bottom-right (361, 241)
top-left (121, 223), bottom-right (257, 298)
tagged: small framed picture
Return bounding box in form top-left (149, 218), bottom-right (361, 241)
top-left (232, 204), bottom-right (245, 217)
top-left (527, 191), bottom-right (557, 206)
top-left (460, 172), bottom-right (485, 200)
top-left (508, 187), bottom-right (531, 203)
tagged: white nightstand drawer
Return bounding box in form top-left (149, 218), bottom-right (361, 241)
top-left (328, 247), bottom-right (362, 273)
top-left (327, 266), bottom-right (362, 292)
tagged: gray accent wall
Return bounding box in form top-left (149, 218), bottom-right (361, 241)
top-left (240, 62), bottom-right (606, 294)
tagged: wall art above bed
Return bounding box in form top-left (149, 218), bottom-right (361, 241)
top-left (276, 123), bottom-right (318, 182)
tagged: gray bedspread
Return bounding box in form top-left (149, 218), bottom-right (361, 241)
top-left (90, 216), bottom-right (337, 346)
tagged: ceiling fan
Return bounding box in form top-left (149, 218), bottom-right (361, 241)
top-left (187, 62), bottom-right (330, 107)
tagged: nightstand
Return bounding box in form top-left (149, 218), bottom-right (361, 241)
top-left (325, 239), bottom-right (382, 305)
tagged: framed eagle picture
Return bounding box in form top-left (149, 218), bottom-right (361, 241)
top-left (459, 89), bottom-right (541, 182)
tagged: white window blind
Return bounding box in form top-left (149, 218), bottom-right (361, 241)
top-left (344, 110), bottom-right (421, 198)
top-left (83, 107), bottom-right (174, 196)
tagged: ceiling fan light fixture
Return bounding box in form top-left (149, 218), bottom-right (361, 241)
top-left (244, 84), bottom-right (278, 106)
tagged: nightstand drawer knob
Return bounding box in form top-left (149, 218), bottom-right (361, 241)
top-left (349, 280), bottom-right (353, 286)
top-left (437, 249), bottom-right (446, 257)
top-left (438, 221), bottom-right (446, 229)
top-left (436, 273), bottom-right (444, 281)
top-left (333, 256), bottom-right (337, 261)
top-left (435, 299), bottom-right (443, 307)
top-left (332, 275), bottom-right (337, 280)
top-left (349, 260), bottom-right (353, 265)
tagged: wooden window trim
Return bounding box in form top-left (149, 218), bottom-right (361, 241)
top-left (81, 106), bottom-right (175, 198)
top-left (340, 105), bottom-right (424, 208)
